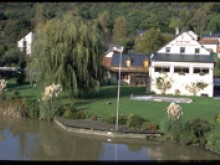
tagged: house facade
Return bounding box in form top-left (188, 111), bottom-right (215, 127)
top-left (103, 47), bottom-right (150, 87)
top-left (149, 31), bottom-right (214, 97)
top-left (17, 31), bottom-right (35, 56)
top-left (199, 33), bottom-right (220, 59)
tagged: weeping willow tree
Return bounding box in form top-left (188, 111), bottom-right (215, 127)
top-left (28, 11), bottom-right (105, 97)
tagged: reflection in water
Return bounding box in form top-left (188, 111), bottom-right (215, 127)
top-left (0, 134), bottom-right (5, 142)
top-left (0, 119), bottom-right (220, 160)
top-left (0, 119), bottom-right (102, 160)
top-left (100, 143), bottom-right (150, 160)
top-left (145, 142), bottom-right (220, 160)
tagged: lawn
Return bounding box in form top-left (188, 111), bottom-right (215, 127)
top-left (82, 87), bottom-right (220, 124)
top-left (5, 78), bottom-right (220, 125)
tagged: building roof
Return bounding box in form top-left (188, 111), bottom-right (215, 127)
top-left (111, 54), bottom-right (149, 67)
top-left (199, 38), bottom-right (219, 45)
top-left (202, 33), bottom-right (220, 38)
top-left (151, 53), bottom-right (214, 63)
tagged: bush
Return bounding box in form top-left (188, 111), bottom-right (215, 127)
top-left (118, 115), bottom-right (128, 125)
top-left (6, 90), bottom-right (22, 101)
top-left (105, 114), bottom-right (116, 124)
top-left (215, 113), bottom-right (220, 126)
top-left (0, 91), bottom-right (6, 100)
top-left (185, 118), bottom-right (214, 146)
top-left (159, 118), bottom-right (214, 145)
top-left (61, 102), bottom-right (94, 120)
top-left (126, 113), bottom-right (146, 129)
top-left (207, 127), bottom-right (220, 153)
top-left (159, 119), bottom-right (185, 143)
top-left (105, 114), bottom-right (128, 125)
top-left (24, 98), bottom-right (40, 118)
top-left (142, 122), bottom-right (158, 131)
top-left (90, 113), bottom-right (99, 120)
top-left (74, 110), bottom-right (87, 119)
top-left (39, 99), bottom-right (62, 121)
top-left (61, 103), bottom-right (78, 119)
top-left (179, 131), bottom-right (198, 145)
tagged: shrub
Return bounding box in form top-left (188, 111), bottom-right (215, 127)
top-left (185, 118), bottom-right (214, 146)
top-left (179, 131), bottom-right (198, 145)
top-left (215, 113), bottom-right (220, 126)
top-left (75, 110), bottom-right (87, 119)
top-left (9, 90), bottom-right (22, 100)
top-left (142, 122), bottom-right (158, 131)
top-left (207, 127), bottom-right (220, 153)
top-left (39, 99), bottom-right (62, 121)
top-left (0, 91), bottom-right (6, 100)
top-left (90, 113), bottom-right (99, 120)
top-left (126, 113), bottom-right (146, 129)
top-left (159, 118), bottom-right (214, 145)
top-left (105, 114), bottom-right (128, 125)
top-left (24, 98), bottom-right (40, 118)
top-left (61, 103), bottom-right (78, 119)
top-left (105, 114), bottom-right (116, 124)
top-left (159, 119), bottom-right (185, 143)
top-left (118, 115), bottom-right (128, 125)
top-left (159, 119), bottom-right (172, 133)
top-left (62, 110), bottom-right (74, 119)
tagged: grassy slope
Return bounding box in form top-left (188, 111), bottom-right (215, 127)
top-left (5, 79), bottom-right (220, 125)
top-left (84, 90), bottom-right (219, 124)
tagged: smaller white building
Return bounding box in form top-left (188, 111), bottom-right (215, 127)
top-left (150, 31), bottom-right (214, 97)
top-left (199, 33), bottom-right (220, 59)
top-left (17, 31), bottom-right (35, 56)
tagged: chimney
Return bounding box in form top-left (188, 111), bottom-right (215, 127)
top-left (175, 27), bottom-right (179, 36)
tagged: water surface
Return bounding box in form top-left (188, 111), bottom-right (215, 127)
top-left (0, 118), bottom-right (219, 160)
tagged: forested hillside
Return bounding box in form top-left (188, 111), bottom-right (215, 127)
top-left (1, 2), bottom-right (220, 67)
top-left (0, 2), bottom-right (220, 46)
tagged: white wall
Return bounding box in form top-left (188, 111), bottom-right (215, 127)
top-left (200, 44), bottom-right (217, 53)
top-left (17, 32), bottom-right (34, 56)
top-left (150, 31), bottom-right (214, 97)
top-left (158, 32), bottom-right (210, 55)
top-left (149, 61), bottom-right (214, 97)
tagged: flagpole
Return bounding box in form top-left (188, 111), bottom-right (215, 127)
top-left (115, 46), bottom-right (123, 132)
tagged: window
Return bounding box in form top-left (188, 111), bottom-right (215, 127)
top-left (174, 66), bottom-right (189, 75)
top-left (154, 66), bottom-right (170, 73)
top-left (195, 48), bottom-right (200, 54)
top-left (166, 47), bottom-right (170, 53)
top-left (193, 67), bottom-right (209, 75)
top-left (135, 76), bottom-right (145, 85)
top-left (180, 47), bottom-right (185, 53)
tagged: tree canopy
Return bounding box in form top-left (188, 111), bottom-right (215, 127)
top-left (29, 11), bottom-right (104, 97)
top-left (113, 16), bottom-right (129, 47)
top-left (134, 28), bottom-right (165, 55)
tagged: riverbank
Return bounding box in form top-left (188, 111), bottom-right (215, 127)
top-left (54, 117), bottom-right (220, 158)
top-left (54, 117), bottom-right (163, 140)
top-left (0, 99), bottom-right (25, 119)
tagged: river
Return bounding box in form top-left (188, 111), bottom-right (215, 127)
top-left (0, 118), bottom-right (220, 160)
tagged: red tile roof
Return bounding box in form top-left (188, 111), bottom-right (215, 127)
top-left (199, 38), bottom-right (219, 44)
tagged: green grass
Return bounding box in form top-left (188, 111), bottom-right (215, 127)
top-left (83, 94), bottom-right (220, 125)
top-left (4, 79), bottom-right (220, 125)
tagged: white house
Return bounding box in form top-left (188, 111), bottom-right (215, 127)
top-left (149, 31), bottom-right (214, 97)
top-left (17, 31), bottom-right (35, 56)
top-left (199, 33), bottom-right (220, 59)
